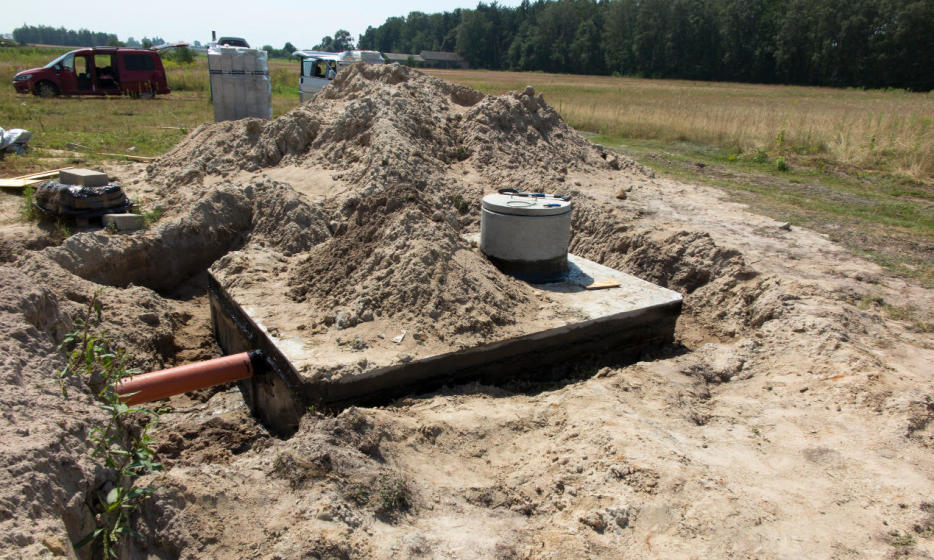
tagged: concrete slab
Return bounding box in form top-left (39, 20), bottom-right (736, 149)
top-left (59, 168), bottom-right (108, 187)
top-left (209, 253), bottom-right (682, 435)
top-left (102, 213), bottom-right (144, 232)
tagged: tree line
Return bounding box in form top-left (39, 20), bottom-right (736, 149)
top-left (12, 24), bottom-right (119, 48)
top-left (313, 30), bottom-right (355, 53)
top-left (358, 0), bottom-right (934, 91)
top-left (256, 42), bottom-right (294, 59)
top-left (125, 37), bottom-right (167, 48)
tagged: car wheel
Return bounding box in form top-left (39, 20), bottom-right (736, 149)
top-left (35, 81), bottom-right (58, 98)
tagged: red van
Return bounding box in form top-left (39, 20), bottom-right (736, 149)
top-left (13, 47), bottom-right (170, 98)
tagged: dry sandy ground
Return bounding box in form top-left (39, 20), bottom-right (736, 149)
top-left (0, 64), bottom-right (932, 559)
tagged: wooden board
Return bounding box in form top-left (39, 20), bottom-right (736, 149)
top-left (63, 144), bottom-right (154, 162)
top-left (584, 280), bottom-right (621, 290)
top-left (15, 169), bottom-right (70, 181)
top-left (0, 178), bottom-right (41, 188)
top-left (0, 167), bottom-right (75, 189)
top-left (98, 153), bottom-right (154, 162)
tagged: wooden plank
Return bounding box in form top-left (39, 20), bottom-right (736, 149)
top-left (0, 178), bottom-right (41, 188)
top-left (584, 280), bottom-right (621, 290)
top-left (9, 167), bottom-right (74, 181)
top-left (98, 153), bottom-right (155, 162)
top-left (1, 167), bottom-right (78, 189)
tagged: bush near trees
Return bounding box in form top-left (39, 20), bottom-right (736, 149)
top-left (358, 0), bottom-right (934, 90)
top-left (163, 45), bottom-right (194, 64)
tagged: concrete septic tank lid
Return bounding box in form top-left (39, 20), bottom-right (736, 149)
top-left (209, 251), bottom-right (682, 435)
top-left (481, 193), bottom-right (572, 216)
top-left (481, 193), bottom-right (573, 282)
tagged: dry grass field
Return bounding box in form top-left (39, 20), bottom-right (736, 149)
top-left (426, 69), bottom-right (934, 182)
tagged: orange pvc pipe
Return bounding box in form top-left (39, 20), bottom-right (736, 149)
top-left (116, 352), bottom-right (257, 405)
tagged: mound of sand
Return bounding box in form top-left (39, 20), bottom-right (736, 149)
top-left (149, 64), bottom-right (622, 192)
top-left (286, 182), bottom-right (531, 339)
top-left (146, 64), bottom-right (648, 343)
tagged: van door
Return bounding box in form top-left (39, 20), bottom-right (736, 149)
top-left (94, 53), bottom-right (120, 93)
top-left (74, 55), bottom-right (93, 93)
top-left (57, 53), bottom-right (78, 94)
top-left (299, 57), bottom-right (329, 102)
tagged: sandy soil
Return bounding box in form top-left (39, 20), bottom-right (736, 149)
top-left (0, 64), bottom-right (932, 559)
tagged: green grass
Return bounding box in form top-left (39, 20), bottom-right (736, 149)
top-left (0, 46), bottom-right (300, 176)
top-left (19, 186), bottom-right (38, 221)
top-left (591, 134), bottom-right (934, 286)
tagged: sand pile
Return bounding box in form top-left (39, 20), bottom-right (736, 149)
top-left (0, 61), bottom-right (852, 558)
top-left (149, 63), bottom-right (620, 192)
top-left (286, 182), bottom-right (530, 339)
top-left (144, 64), bottom-right (646, 344)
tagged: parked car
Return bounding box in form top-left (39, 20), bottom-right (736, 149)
top-left (12, 47), bottom-right (170, 98)
top-left (293, 50), bottom-right (385, 102)
top-left (216, 37), bottom-right (250, 48)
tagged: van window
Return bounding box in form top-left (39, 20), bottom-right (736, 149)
top-left (94, 54), bottom-right (116, 73)
top-left (61, 53), bottom-right (75, 72)
top-left (302, 59), bottom-right (314, 77)
top-left (75, 56), bottom-right (88, 76)
top-left (44, 52), bottom-right (68, 69)
top-left (314, 61), bottom-right (328, 78)
top-left (95, 53), bottom-right (118, 88)
top-left (124, 54), bottom-right (155, 71)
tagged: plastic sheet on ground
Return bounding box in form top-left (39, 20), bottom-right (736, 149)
top-left (0, 128), bottom-right (32, 155)
top-left (34, 180), bottom-right (132, 218)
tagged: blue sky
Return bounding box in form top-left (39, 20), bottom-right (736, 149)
top-left (6, 0), bottom-right (522, 50)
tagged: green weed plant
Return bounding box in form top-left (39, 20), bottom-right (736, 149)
top-left (58, 292), bottom-right (162, 558)
top-left (19, 186), bottom-right (38, 221)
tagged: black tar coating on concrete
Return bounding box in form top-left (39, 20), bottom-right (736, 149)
top-left (208, 272), bottom-right (681, 437)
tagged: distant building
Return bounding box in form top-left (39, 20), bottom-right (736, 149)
top-left (419, 51), bottom-right (468, 69)
top-left (384, 52), bottom-right (424, 64)
top-left (382, 50), bottom-right (468, 69)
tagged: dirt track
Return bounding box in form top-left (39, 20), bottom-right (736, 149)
top-left (1, 64), bottom-right (933, 559)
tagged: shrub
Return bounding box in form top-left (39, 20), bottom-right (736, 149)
top-left (162, 46), bottom-right (194, 65)
top-left (58, 292), bottom-right (162, 558)
top-left (19, 186), bottom-right (38, 221)
top-left (376, 474), bottom-right (411, 517)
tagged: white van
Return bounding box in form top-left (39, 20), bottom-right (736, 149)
top-left (293, 50), bottom-right (385, 102)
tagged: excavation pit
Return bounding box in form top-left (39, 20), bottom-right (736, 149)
top-left (209, 253), bottom-right (682, 436)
